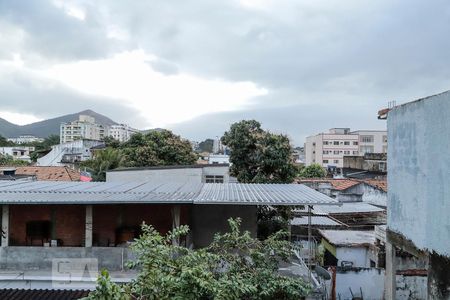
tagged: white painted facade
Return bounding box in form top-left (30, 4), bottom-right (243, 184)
top-left (60, 115), bottom-right (108, 144)
top-left (0, 146), bottom-right (35, 162)
top-left (37, 140), bottom-right (104, 166)
top-left (388, 92), bottom-right (450, 256)
top-left (109, 124), bottom-right (139, 142)
top-left (7, 135), bottom-right (44, 144)
top-left (208, 154), bottom-right (230, 165)
top-left (305, 128), bottom-right (387, 169)
top-left (106, 165), bottom-right (230, 183)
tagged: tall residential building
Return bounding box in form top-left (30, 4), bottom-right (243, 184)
top-left (109, 124), bottom-right (139, 142)
top-left (304, 128), bottom-right (387, 169)
top-left (60, 115), bottom-right (108, 143)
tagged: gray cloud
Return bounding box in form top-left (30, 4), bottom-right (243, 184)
top-left (0, 0), bottom-right (449, 141)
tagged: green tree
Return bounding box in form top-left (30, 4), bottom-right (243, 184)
top-left (221, 120), bottom-right (297, 184)
top-left (221, 120), bottom-right (298, 238)
top-left (122, 130), bottom-right (197, 167)
top-left (299, 163), bottom-right (327, 178)
top-left (0, 135), bottom-right (14, 147)
top-left (197, 138), bottom-right (214, 153)
top-left (84, 218), bottom-right (310, 300)
top-left (0, 154), bottom-right (30, 166)
top-left (81, 148), bottom-right (124, 181)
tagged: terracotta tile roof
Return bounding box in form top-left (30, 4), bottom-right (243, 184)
top-left (15, 166), bottom-right (81, 181)
top-left (297, 179), bottom-right (361, 191)
top-left (361, 179), bottom-right (387, 192)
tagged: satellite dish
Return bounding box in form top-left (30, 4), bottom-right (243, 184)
top-left (315, 265), bottom-right (331, 280)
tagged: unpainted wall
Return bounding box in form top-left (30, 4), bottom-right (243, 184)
top-left (334, 267), bottom-right (385, 300)
top-left (388, 93), bottom-right (450, 256)
top-left (190, 205), bottom-right (257, 248)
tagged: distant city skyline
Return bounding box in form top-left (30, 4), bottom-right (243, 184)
top-left (1, 1), bottom-right (448, 144)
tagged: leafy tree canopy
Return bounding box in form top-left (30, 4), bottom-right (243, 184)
top-left (197, 138), bottom-right (214, 153)
top-left (0, 154), bottom-right (30, 166)
top-left (84, 218), bottom-right (310, 300)
top-left (0, 135), bottom-right (14, 147)
top-left (122, 130), bottom-right (197, 167)
top-left (80, 148), bottom-right (124, 182)
top-left (221, 120), bottom-right (297, 184)
top-left (298, 163), bottom-right (327, 178)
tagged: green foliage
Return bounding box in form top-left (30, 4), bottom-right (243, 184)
top-left (82, 270), bottom-right (130, 300)
top-left (221, 120), bottom-right (297, 184)
top-left (122, 130), bottom-right (197, 167)
top-left (197, 138), bottom-right (214, 153)
top-left (298, 163), bottom-right (327, 178)
top-left (27, 135), bottom-right (60, 162)
top-left (81, 148), bottom-right (123, 181)
top-left (0, 154), bottom-right (30, 166)
top-left (0, 135), bottom-right (14, 147)
top-left (87, 218), bottom-right (311, 300)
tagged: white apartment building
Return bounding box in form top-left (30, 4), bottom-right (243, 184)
top-left (7, 135), bottom-right (44, 144)
top-left (109, 124), bottom-right (139, 142)
top-left (305, 128), bottom-right (387, 169)
top-left (60, 115), bottom-right (108, 144)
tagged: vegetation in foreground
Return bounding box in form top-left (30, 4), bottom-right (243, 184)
top-left (84, 218), bottom-right (310, 300)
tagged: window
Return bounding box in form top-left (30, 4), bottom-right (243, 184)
top-left (353, 141), bottom-right (358, 145)
top-left (344, 141), bottom-right (350, 145)
top-left (383, 135), bottom-right (388, 143)
top-left (204, 175), bottom-right (224, 183)
top-left (323, 160), bottom-right (329, 163)
top-left (353, 151), bottom-right (358, 155)
top-left (360, 135), bottom-right (374, 143)
top-left (333, 150), bottom-right (339, 155)
top-left (344, 150), bottom-right (350, 155)
top-left (323, 141), bottom-right (329, 145)
top-left (333, 160), bottom-right (339, 164)
top-left (333, 141), bottom-right (339, 145)
top-left (360, 146), bottom-right (375, 154)
top-left (323, 150), bottom-right (329, 154)
top-left (312, 142), bottom-right (316, 146)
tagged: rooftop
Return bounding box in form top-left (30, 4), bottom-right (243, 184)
top-left (0, 181), bottom-right (338, 206)
top-left (291, 216), bottom-right (344, 227)
top-left (13, 166), bottom-right (81, 181)
top-left (313, 202), bottom-right (385, 215)
top-left (297, 179), bottom-right (361, 191)
top-left (319, 229), bottom-right (375, 247)
top-left (108, 164), bottom-right (229, 172)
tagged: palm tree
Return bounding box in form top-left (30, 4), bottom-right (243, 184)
top-left (82, 148), bottom-right (124, 181)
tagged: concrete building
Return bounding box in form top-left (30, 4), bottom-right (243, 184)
top-left (7, 135), bottom-right (44, 144)
top-left (384, 91), bottom-right (450, 299)
top-left (60, 115), bottom-right (108, 144)
top-left (109, 124), bottom-right (139, 142)
top-left (107, 164), bottom-right (231, 184)
top-left (305, 128), bottom-right (387, 170)
top-left (37, 140), bottom-right (104, 167)
top-left (208, 154), bottom-right (230, 165)
top-left (0, 180), bottom-right (336, 289)
top-left (0, 146), bottom-right (35, 162)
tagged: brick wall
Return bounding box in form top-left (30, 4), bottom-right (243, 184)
top-left (8, 204), bottom-right (191, 247)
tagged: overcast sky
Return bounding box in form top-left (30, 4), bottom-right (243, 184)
top-left (1, 0), bottom-right (449, 145)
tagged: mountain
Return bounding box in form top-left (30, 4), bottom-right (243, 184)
top-left (0, 110), bottom-right (118, 138)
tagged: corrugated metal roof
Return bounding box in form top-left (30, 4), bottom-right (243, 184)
top-left (314, 202), bottom-right (384, 214)
top-left (291, 216), bottom-right (343, 227)
top-left (0, 181), bottom-right (338, 206)
top-left (318, 230), bottom-right (375, 247)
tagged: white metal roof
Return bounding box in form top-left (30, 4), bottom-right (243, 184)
top-left (291, 216), bottom-right (343, 227)
top-left (0, 181), bottom-right (338, 205)
top-left (313, 202), bottom-right (385, 215)
top-left (319, 230), bottom-right (375, 246)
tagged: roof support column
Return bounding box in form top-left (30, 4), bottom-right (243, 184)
top-left (1, 205), bottom-right (9, 247)
top-left (171, 205), bottom-right (180, 246)
top-left (85, 205), bottom-right (93, 248)
top-left (384, 240), bottom-right (396, 299)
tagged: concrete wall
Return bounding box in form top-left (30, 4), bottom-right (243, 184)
top-left (335, 246), bottom-right (377, 268)
top-left (396, 275), bottom-right (427, 300)
top-left (190, 205), bottom-right (257, 248)
top-left (106, 166), bottom-right (230, 183)
top-left (388, 92), bottom-right (450, 256)
top-left (334, 267), bottom-right (385, 300)
top-left (0, 247), bottom-right (133, 271)
top-left (361, 184), bottom-right (387, 207)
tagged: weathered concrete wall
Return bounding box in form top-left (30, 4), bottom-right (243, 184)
top-left (334, 267), bottom-right (385, 300)
top-left (388, 93), bottom-right (450, 256)
top-left (106, 166), bottom-right (230, 183)
top-left (0, 247), bottom-right (133, 271)
top-left (361, 185), bottom-right (387, 207)
top-left (190, 205), bottom-right (257, 248)
top-left (396, 275), bottom-right (427, 300)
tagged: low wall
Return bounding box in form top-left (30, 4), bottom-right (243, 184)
top-left (0, 247), bottom-right (134, 271)
top-left (334, 267), bottom-right (385, 300)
